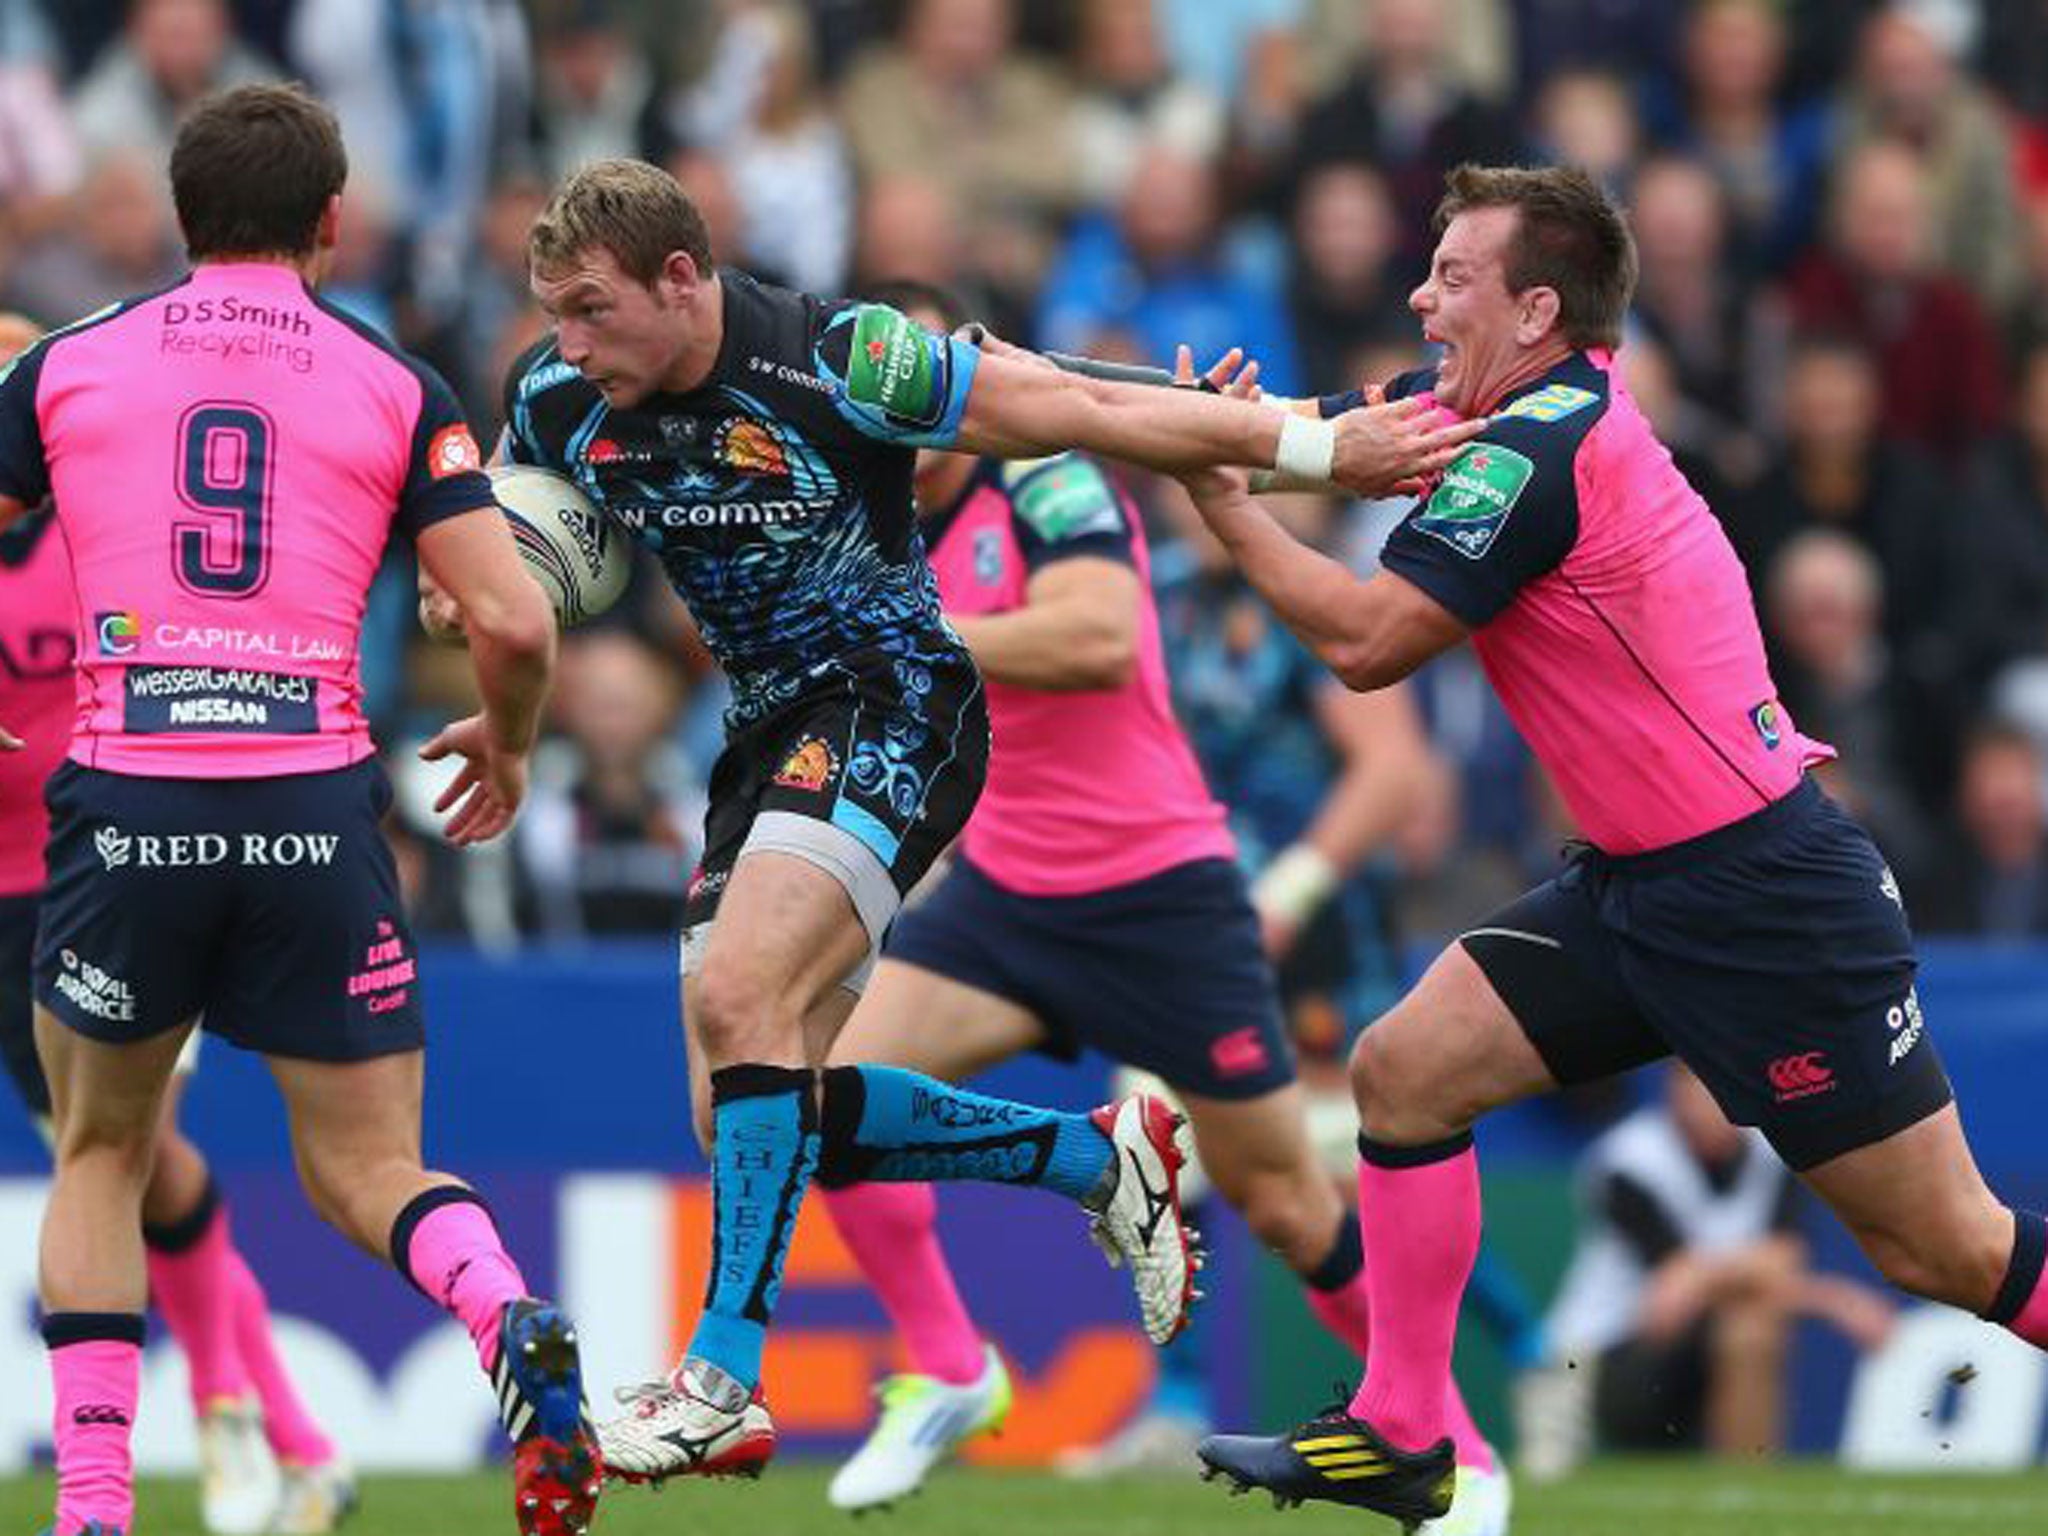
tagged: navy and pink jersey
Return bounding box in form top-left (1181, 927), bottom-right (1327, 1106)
top-left (1332, 352), bottom-right (1829, 855)
top-left (0, 509), bottom-right (76, 893)
top-left (0, 262), bottom-right (492, 778)
top-left (920, 454), bottom-right (1233, 894)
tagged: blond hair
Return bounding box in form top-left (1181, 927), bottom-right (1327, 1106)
top-left (529, 159), bottom-right (713, 285)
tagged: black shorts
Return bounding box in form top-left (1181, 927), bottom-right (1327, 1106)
top-left (0, 892), bottom-right (45, 1117)
top-left (1460, 779), bottom-right (1951, 1171)
top-left (684, 649), bottom-right (989, 948)
top-left (885, 855), bottom-right (1297, 1101)
top-left (34, 759), bottom-right (424, 1061)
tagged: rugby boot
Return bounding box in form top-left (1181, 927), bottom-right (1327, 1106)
top-left (828, 1345), bottom-right (1011, 1510)
top-left (597, 1356), bottom-right (776, 1485)
top-left (1081, 1094), bottom-right (1202, 1344)
top-left (1198, 1400), bottom-right (1455, 1530)
top-left (493, 1299), bottom-right (602, 1536)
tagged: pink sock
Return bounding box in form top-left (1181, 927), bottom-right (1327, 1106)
top-left (1349, 1138), bottom-right (1481, 1454)
top-left (1305, 1232), bottom-right (1495, 1471)
top-left (45, 1321), bottom-right (142, 1536)
top-left (394, 1191), bottom-right (528, 1372)
top-left (225, 1249), bottom-right (336, 1465)
top-left (1995, 1211), bottom-right (2048, 1349)
top-left (823, 1183), bottom-right (985, 1384)
top-left (144, 1189), bottom-right (247, 1412)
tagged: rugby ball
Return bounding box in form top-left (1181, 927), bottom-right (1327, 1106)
top-left (490, 464), bottom-right (631, 626)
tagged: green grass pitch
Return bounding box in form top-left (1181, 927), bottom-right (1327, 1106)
top-left (7, 1461), bottom-right (2048, 1536)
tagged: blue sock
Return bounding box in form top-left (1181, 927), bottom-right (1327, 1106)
top-left (815, 1064), bottom-right (1112, 1201)
top-left (1467, 1245), bottom-right (1547, 1372)
top-left (686, 1064), bottom-right (818, 1390)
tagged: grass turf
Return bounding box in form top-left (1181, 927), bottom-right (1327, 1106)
top-left (5, 1460), bottom-right (2048, 1536)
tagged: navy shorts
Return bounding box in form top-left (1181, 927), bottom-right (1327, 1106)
top-left (0, 892), bottom-right (45, 1117)
top-left (34, 759), bottom-right (424, 1061)
top-left (884, 855), bottom-right (1296, 1101)
top-left (1461, 778), bottom-right (1951, 1170)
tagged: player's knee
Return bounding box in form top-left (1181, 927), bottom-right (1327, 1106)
top-left (688, 960), bottom-right (772, 1060)
top-left (1233, 1174), bottom-right (1329, 1268)
top-left (1349, 1028), bottom-right (1460, 1141)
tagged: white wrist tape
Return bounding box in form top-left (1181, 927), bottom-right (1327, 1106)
top-left (1250, 843), bottom-right (1340, 928)
top-left (1274, 411), bottom-right (1337, 486)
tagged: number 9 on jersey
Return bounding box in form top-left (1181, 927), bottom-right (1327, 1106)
top-left (489, 464), bottom-right (632, 627)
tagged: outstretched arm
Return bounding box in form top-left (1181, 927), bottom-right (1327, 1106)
top-left (953, 345), bottom-right (1484, 500)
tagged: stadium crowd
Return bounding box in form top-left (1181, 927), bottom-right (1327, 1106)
top-left (6, 0), bottom-right (2048, 956)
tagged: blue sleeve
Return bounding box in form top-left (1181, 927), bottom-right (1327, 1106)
top-left (500, 338), bottom-right (568, 468)
top-left (1003, 456), bottom-right (1136, 573)
top-left (0, 340), bottom-right (52, 507)
top-left (816, 301), bottom-right (980, 449)
top-left (398, 361), bottom-right (493, 536)
top-left (1378, 424), bottom-right (1578, 627)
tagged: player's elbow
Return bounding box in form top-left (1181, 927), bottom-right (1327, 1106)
top-left (1068, 628), bottom-right (1138, 690)
top-left (1325, 633), bottom-right (1407, 693)
top-left (466, 577), bottom-right (556, 663)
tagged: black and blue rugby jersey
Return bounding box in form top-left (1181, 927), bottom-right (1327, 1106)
top-left (502, 269), bottom-right (983, 726)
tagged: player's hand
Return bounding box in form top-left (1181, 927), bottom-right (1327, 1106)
top-left (1174, 345), bottom-right (1258, 505)
top-left (418, 573), bottom-right (468, 646)
top-left (419, 712), bottom-right (529, 846)
top-left (1330, 393), bottom-right (1487, 498)
top-left (0, 721), bottom-right (21, 751)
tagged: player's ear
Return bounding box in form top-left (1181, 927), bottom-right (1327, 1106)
top-left (315, 194), bottom-right (342, 257)
top-left (1517, 286), bottom-right (1561, 346)
top-left (658, 249), bottom-right (702, 307)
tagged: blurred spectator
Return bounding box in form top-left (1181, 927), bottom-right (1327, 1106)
top-left (454, 170), bottom-right (550, 422)
top-left (1037, 144), bottom-right (1300, 393)
top-left (528, 0), bottom-right (664, 181)
top-left (1723, 332), bottom-right (1955, 681)
top-left (1295, 0), bottom-right (1513, 105)
top-left (1507, 0), bottom-right (1682, 106)
top-left (289, 0), bottom-right (532, 341)
top-left (1915, 721), bottom-right (2048, 937)
top-left (1661, 0), bottom-right (1833, 279)
top-left (1150, 0), bottom-right (1303, 105)
top-left (1525, 1065), bottom-right (1892, 1472)
top-left (2017, 190), bottom-right (2048, 355)
top-left (1286, 0), bottom-right (1522, 280)
top-left (1981, 0), bottom-right (2048, 123)
top-left (1286, 159), bottom-right (1409, 396)
top-left (716, 3), bottom-right (852, 295)
top-left (1, 149), bottom-right (181, 325)
top-left (1069, 0), bottom-right (1224, 208)
top-left (840, 0), bottom-right (1077, 307)
top-left (1835, 3), bottom-right (2028, 317)
top-left (0, 0), bottom-right (83, 251)
top-left (1625, 153), bottom-right (1773, 480)
top-left (1617, 333), bottom-right (1732, 512)
top-left (70, 0), bottom-right (279, 170)
top-left (1952, 338), bottom-right (2048, 688)
top-left (1528, 68), bottom-right (1643, 196)
top-left (1763, 530), bottom-right (1942, 877)
top-left (517, 631), bottom-right (704, 941)
top-left (1780, 136), bottom-right (2006, 463)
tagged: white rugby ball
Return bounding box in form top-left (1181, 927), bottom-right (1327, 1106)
top-left (490, 463), bottom-right (632, 627)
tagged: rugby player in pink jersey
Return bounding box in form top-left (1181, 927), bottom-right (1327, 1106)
top-left (0, 86), bottom-right (595, 1536)
top-left (1181, 164), bottom-right (2048, 1529)
top-left (0, 312), bottom-right (351, 1536)
top-left (810, 284), bottom-right (1504, 1534)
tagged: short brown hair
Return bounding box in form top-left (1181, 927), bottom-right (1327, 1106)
top-left (1434, 164), bottom-right (1637, 350)
top-left (171, 84), bottom-right (347, 260)
top-left (529, 159), bottom-right (713, 286)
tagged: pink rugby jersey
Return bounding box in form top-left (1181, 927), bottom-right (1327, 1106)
top-left (922, 455), bottom-right (1234, 894)
top-left (0, 510), bottom-right (77, 893)
top-left (1369, 351), bottom-right (1830, 854)
top-left (0, 263), bottom-right (492, 777)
